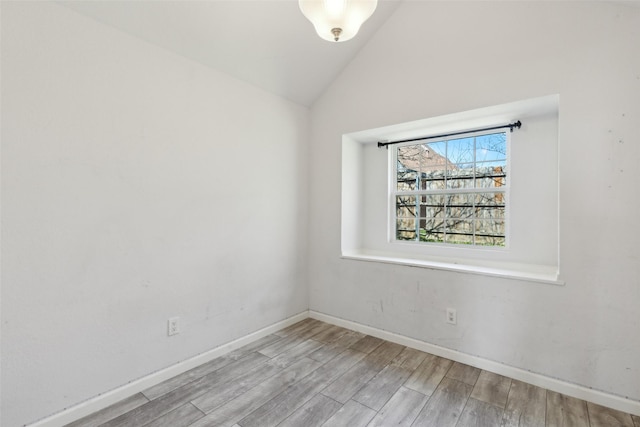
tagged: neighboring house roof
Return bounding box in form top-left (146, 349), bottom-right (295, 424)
top-left (398, 145), bottom-right (454, 173)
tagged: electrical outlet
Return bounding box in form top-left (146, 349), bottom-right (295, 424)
top-left (168, 317), bottom-right (180, 336)
top-left (446, 308), bottom-right (457, 325)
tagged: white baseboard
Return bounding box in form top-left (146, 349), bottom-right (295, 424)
top-left (28, 309), bottom-right (640, 426)
top-left (309, 310), bottom-right (640, 417)
top-left (28, 311), bottom-right (309, 427)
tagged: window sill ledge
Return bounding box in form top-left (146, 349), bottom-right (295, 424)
top-left (341, 251), bottom-right (563, 286)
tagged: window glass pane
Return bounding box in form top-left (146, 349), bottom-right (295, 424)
top-left (422, 194), bottom-right (445, 205)
top-left (476, 162), bottom-right (506, 188)
top-left (397, 205), bottom-right (416, 218)
top-left (475, 192), bottom-right (505, 207)
top-left (396, 196), bottom-right (416, 218)
top-left (397, 179), bottom-right (416, 191)
top-left (422, 206), bottom-right (445, 218)
top-left (445, 193), bottom-right (474, 218)
top-left (475, 219), bottom-right (505, 236)
top-left (417, 142), bottom-right (447, 189)
top-left (475, 235), bottom-right (505, 246)
top-left (447, 163), bottom-right (474, 189)
top-left (398, 218), bottom-right (416, 229)
top-left (447, 137), bottom-right (475, 164)
top-left (422, 172), bottom-right (445, 190)
top-left (420, 152), bottom-right (446, 174)
top-left (445, 220), bottom-right (474, 244)
top-left (445, 219), bottom-right (473, 234)
top-left (397, 231), bottom-right (417, 241)
top-left (396, 218), bottom-right (416, 241)
top-left (419, 218), bottom-right (444, 242)
top-left (446, 233), bottom-right (473, 245)
top-left (421, 232), bottom-right (445, 243)
top-left (397, 164), bottom-right (417, 190)
top-left (476, 133), bottom-right (506, 162)
top-left (475, 206), bottom-right (505, 219)
top-left (420, 142), bottom-right (447, 175)
top-left (420, 194), bottom-right (444, 218)
top-left (397, 147), bottom-right (418, 192)
top-left (397, 146), bottom-right (420, 169)
top-left (423, 232), bottom-right (445, 243)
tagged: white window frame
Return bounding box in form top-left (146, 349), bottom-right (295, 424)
top-left (389, 129), bottom-right (511, 249)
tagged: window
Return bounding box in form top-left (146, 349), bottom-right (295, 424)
top-left (392, 130), bottom-right (508, 247)
top-left (341, 95), bottom-right (560, 283)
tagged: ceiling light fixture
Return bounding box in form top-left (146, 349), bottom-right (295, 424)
top-left (299, 0), bottom-right (378, 42)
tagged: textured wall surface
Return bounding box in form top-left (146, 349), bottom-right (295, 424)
top-left (309, 0), bottom-right (640, 403)
top-left (1, 3), bottom-right (309, 425)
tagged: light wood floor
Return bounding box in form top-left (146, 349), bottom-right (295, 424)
top-left (66, 318), bottom-right (640, 427)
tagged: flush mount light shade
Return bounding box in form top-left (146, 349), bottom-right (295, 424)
top-left (299, 0), bottom-right (378, 42)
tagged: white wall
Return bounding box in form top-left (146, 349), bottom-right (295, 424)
top-left (309, 0), bottom-right (640, 403)
top-left (1, 3), bottom-right (308, 426)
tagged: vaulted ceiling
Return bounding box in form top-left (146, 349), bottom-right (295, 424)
top-left (59, 0), bottom-right (402, 107)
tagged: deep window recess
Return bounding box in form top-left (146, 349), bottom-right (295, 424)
top-left (392, 130), bottom-right (508, 247)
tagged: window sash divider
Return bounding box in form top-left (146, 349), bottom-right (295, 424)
top-left (393, 188), bottom-right (508, 197)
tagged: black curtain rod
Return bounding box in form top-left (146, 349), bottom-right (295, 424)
top-left (377, 120), bottom-right (522, 149)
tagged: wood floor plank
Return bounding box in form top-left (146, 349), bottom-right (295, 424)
top-left (141, 357), bottom-right (233, 401)
top-left (297, 321), bottom-right (336, 340)
top-left (456, 397), bottom-right (504, 427)
top-left (268, 338), bottom-right (325, 368)
top-left (276, 394), bottom-right (342, 427)
top-left (102, 352), bottom-right (269, 427)
top-left (367, 386), bottom-right (429, 427)
top-left (192, 338), bottom-right (324, 413)
top-left (404, 353), bottom-right (453, 396)
top-left (65, 393), bottom-right (149, 427)
top-left (348, 335), bottom-right (384, 354)
top-left (501, 380), bottom-right (546, 427)
top-left (412, 377), bottom-right (473, 427)
top-left (190, 360), bottom-right (281, 413)
top-left (225, 334), bottom-right (284, 360)
top-left (352, 364), bottom-right (412, 411)
top-left (330, 329), bottom-right (366, 347)
top-left (142, 403), bottom-right (204, 427)
top-left (446, 362), bottom-right (481, 386)
top-left (365, 341), bottom-right (406, 368)
top-left (390, 346), bottom-right (428, 370)
top-left (587, 401), bottom-right (635, 427)
top-left (142, 334), bottom-right (281, 400)
top-left (258, 335), bottom-right (305, 358)
top-left (320, 341), bottom-right (404, 403)
top-left (470, 370), bottom-right (512, 409)
top-left (274, 318), bottom-right (317, 337)
top-left (307, 331), bottom-right (364, 364)
top-left (238, 349), bottom-right (367, 427)
top-left (321, 400), bottom-right (377, 427)
top-left (190, 357), bottom-right (322, 427)
top-left (310, 324), bottom-right (350, 344)
top-left (546, 390), bottom-right (589, 427)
